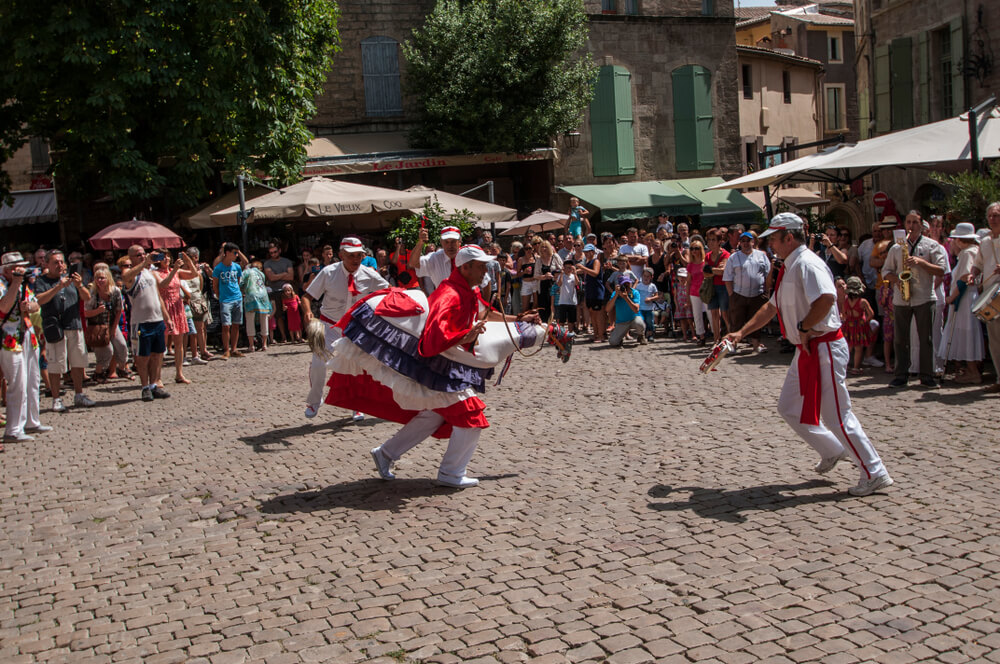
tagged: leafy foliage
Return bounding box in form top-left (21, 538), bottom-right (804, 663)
top-left (931, 163), bottom-right (1000, 226)
top-left (387, 199), bottom-right (476, 249)
top-left (403, 0), bottom-right (597, 154)
top-left (0, 1), bottom-right (340, 207)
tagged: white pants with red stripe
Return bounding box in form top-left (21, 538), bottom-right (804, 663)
top-left (777, 337), bottom-right (886, 481)
top-left (380, 411), bottom-right (482, 479)
top-left (1, 334), bottom-right (42, 438)
top-left (306, 322), bottom-right (342, 410)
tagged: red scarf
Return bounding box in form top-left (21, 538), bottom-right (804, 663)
top-left (347, 272), bottom-right (360, 296)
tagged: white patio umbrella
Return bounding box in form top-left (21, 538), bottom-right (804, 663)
top-left (498, 210), bottom-right (569, 236)
top-left (403, 185), bottom-right (518, 229)
top-left (708, 106), bottom-right (1000, 191)
top-left (209, 177), bottom-right (430, 228)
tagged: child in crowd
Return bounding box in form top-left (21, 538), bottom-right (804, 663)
top-left (635, 267), bottom-right (659, 341)
top-left (555, 260), bottom-right (579, 333)
top-left (672, 267), bottom-right (694, 341)
top-left (841, 276), bottom-right (877, 375)
top-left (281, 284), bottom-right (303, 342)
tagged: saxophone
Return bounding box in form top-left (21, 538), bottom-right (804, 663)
top-left (897, 238), bottom-right (912, 302)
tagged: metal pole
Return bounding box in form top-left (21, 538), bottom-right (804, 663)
top-left (763, 184), bottom-right (774, 220)
top-left (237, 174), bottom-right (248, 250)
top-left (969, 108), bottom-right (980, 174)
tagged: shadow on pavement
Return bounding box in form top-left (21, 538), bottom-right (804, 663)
top-left (259, 474), bottom-right (518, 513)
top-left (240, 418), bottom-right (379, 451)
top-left (646, 479), bottom-right (840, 524)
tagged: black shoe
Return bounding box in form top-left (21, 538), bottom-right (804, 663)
top-left (141, 387), bottom-right (154, 402)
top-left (151, 385), bottom-right (171, 399)
top-left (920, 377), bottom-right (939, 388)
top-left (888, 378), bottom-right (908, 388)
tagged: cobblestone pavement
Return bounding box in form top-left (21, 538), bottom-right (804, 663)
top-left (2, 336), bottom-right (999, 664)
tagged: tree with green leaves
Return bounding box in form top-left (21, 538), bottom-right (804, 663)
top-left (0, 1), bottom-right (339, 208)
top-left (931, 163), bottom-right (1000, 226)
top-left (388, 199), bottom-right (477, 249)
top-left (403, 0), bottom-right (597, 154)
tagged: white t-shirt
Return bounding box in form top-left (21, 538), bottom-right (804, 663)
top-left (769, 244), bottom-right (840, 345)
top-left (416, 249), bottom-right (455, 291)
top-left (557, 272), bottom-right (577, 306)
top-left (618, 242), bottom-right (649, 280)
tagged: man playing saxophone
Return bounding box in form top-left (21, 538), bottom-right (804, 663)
top-left (882, 210), bottom-right (948, 388)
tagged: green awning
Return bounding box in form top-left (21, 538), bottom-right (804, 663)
top-left (559, 178), bottom-right (761, 226)
top-left (672, 177), bottom-right (762, 227)
top-left (558, 181), bottom-right (701, 223)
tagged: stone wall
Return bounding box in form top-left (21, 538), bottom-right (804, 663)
top-left (554, 14), bottom-right (741, 185)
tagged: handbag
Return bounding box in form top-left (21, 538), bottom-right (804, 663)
top-left (190, 298), bottom-right (209, 317)
top-left (698, 270), bottom-right (715, 304)
top-left (85, 323), bottom-right (110, 348)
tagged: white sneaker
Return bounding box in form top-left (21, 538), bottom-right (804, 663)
top-left (74, 393), bottom-right (96, 408)
top-left (51, 398), bottom-right (67, 413)
top-left (182, 360), bottom-right (191, 366)
top-left (370, 447), bottom-right (395, 480)
top-left (848, 473), bottom-right (894, 496)
top-left (24, 425), bottom-right (53, 434)
top-left (863, 356), bottom-right (885, 368)
top-left (304, 404), bottom-right (319, 419)
top-left (352, 411), bottom-right (365, 422)
top-left (436, 474), bottom-right (479, 488)
top-left (815, 450), bottom-right (851, 475)
top-left (3, 432), bottom-right (34, 443)
top-left (191, 357), bottom-right (209, 365)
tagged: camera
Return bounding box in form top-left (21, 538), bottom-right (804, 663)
top-left (540, 265), bottom-right (551, 275)
top-left (67, 263), bottom-right (78, 276)
top-left (153, 252), bottom-right (166, 262)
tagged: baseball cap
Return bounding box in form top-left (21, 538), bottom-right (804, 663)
top-left (454, 244), bottom-right (492, 267)
top-left (583, 243), bottom-right (597, 252)
top-left (758, 212), bottom-right (806, 239)
top-left (339, 236), bottom-right (365, 253)
top-left (440, 226), bottom-right (461, 241)
top-left (617, 273), bottom-right (634, 285)
top-left (740, 231), bottom-right (754, 240)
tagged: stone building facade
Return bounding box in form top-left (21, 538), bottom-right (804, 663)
top-left (854, 0), bottom-right (1000, 216)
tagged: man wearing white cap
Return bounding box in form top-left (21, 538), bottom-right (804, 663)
top-left (0, 252), bottom-right (53, 445)
top-left (369, 245), bottom-right (542, 487)
top-left (726, 213), bottom-right (893, 497)
top-left (302, 236), bottom-right (388, 419)
top-left (408, 225), bottom-right (464, 292)
top-left (970, 202), bottom-right (1000, 393)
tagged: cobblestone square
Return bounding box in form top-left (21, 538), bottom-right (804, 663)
top-left (2, 340), bottom-right (998, 663)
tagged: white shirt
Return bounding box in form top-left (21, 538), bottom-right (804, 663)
top-left (770, 244), bottom-right (840, 346)
top-left (416, 249), bottom-right (455, 291)
top-left (305, 262), bottom-right (387, 323)
top-left (557, 272), bottom-right (577, 305)
top-left (881, 235), bottom-right (949, 306)
top-left (618, 242), bottom-right (649, 280)
top-left (973, 234), bottom-right (1000, 287)
top-left (722, 248), bottom-right (770, 297)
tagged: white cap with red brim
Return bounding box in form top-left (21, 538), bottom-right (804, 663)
top-left (440, 226), bottom-right (461, 241)
top-left (758, 212), bottom-right (806, 239)
top-left (340, 236), bottom-right (365, 253)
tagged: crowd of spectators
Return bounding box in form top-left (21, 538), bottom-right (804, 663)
top-left (3, 203), bottom-right (997, 445)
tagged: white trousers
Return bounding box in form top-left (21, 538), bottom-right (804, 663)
top-left (1, 334), bottom-right (42, 437)
top-left (777, 338), bottom-right (886, 481)
top-left (690, 294), bottom-right (707, 336)
top-left (380, 410), bottom-right (482, 479)
top-left (245, 312), bottom-right (270, 342)
top-left (987, 318), bottom-right (1000, 384)
top-left (306, 322), bottom-right (342, 410)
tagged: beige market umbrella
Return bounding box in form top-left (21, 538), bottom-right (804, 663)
top-left (404, 185), bottom-right (518, 228)
top-left (499, 209), bottom-right (569, 236)
top-left (177, 186), bottom-right (271, 229)
top-left (209, 177), bottom-right (430, 228)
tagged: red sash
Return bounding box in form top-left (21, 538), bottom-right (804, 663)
top-left (795, 328), bottom-right (844, 425)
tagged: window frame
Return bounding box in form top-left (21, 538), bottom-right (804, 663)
top-left (828, 34), bottom-right (843, 64)
top-left (361, 36), bottom-right (403, 118)
top-left (824, 83), bottom-right (846, 132)
top-left (782, 70), bottom-right (792, 104)
top-left (742, 64), bottom-right (753, 100)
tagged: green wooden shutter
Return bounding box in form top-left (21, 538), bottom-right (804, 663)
top-left (590, 66), bottom-right (634, 176)
top-left (918, 32), bottom-right (929, 123)
top-left (950, 18), bottom-right (965, 115)
top-left (693, 66), bottom-right (715, 169)
top-left (890, 37), bottom-right (913, 129)
top-left (874, 45), bottom-right (890, 133)
top-left (613, 68), bottom-right (636, 175)
top-left (858, 89), bottom-right (870, 139)
top-left (673, 65), bottom-right (714, 171)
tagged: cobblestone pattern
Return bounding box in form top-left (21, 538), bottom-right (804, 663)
top-left (2, 340), bottom-right (999, 663)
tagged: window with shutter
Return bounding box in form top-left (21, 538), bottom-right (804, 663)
top-left (874, 45), bottom-right (890, 133)
top-left (589, 66), bottom-right (635, 177)
top-left (361, 36), bottom-right (403, 117)
top-left (672, 65), bottom-right (714, 171)
top-left (890, 37), bottom-right (913, 130)
top-left (949, 18), bottom-right (965, 116)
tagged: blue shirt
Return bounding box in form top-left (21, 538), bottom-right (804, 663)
top-left (614, 287), bottom-right (641, 323)
top-left (212, 262), bottom-right (243, 303)
top-left (635, 282), bottom-right (658, 312)
top-left (362, 256), bottom-right (378, 270)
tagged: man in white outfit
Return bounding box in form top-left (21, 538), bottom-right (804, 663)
top-left (408, 225), bottom-right (463, 292)
top-left (971, 201), bottom-right (1000, 394)
top-left (727, 213), bottom-right (893, 497)
top-left (302, 236), bottom-right (388, 420)
top-left (0, 253), bottom-right (53, 444)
